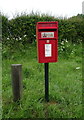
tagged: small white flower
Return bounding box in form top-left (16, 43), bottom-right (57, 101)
top-left (16, 38), bottom-right (18, 41)
top-left (7, 38), bottom-right (9, 40)
top-left (76, 67), bottom-right (80, 70)
top-left (61, 41), bottom-right (64, 45)
top-left (19, 37), bottom-right (21, 40)
top-left (24, 35), bottom-right (27, 37)
top-left (65, 39), bottom-right (68, 43)
top-left (61, 48), bottom-right (63, 51)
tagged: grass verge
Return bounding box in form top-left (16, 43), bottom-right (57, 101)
top-left (2, 43), bottom-right (82, 118)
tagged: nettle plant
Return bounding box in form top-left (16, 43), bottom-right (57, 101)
top-left (58, 39), bottom-right (76, 58)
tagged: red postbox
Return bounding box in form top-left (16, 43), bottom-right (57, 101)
top-left (36, 21), bottom-right (58, 63)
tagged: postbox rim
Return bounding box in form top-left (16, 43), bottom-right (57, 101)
top-left (37, 21), bottom-right (58, 24)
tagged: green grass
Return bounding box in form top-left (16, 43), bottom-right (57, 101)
top-left (0, 42), bottom-right (2, 120)
top-left (2, 43), bottom-right (82, 119)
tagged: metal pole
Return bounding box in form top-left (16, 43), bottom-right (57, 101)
top-left (44, 63), bottom-right (49, 102)
top-left (11, 64), bottom-right (22, 102)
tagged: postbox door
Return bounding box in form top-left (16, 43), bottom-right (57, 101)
top-left (38, 40), bottom-right (58, 63)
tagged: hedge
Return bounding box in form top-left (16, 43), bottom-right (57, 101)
top-left (2, 13), bottom-right (84, 48)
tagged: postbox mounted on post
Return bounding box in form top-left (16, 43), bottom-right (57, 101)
top-left (36, 21), bottom-right (58, 63)
top-left (36, 21), bottom-right (58, 102)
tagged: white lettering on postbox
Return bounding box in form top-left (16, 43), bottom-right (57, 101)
top-left (45, 44), bottom-right (52, 57)
top-left (41, 32), bottom-right (54, 38)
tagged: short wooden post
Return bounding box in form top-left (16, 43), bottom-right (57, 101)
top-left (11, 64), bottom-right (22, 102)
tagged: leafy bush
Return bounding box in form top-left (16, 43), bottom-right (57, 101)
top-left (1, 13), bottom-right (83, 56)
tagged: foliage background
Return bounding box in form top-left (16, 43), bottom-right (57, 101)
top-left (1, 13), bottom-right (83, 59)
top-left (2, 13), bottom-right (84, 46)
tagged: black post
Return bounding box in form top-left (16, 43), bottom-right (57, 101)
top-left (44, 63), bottom-right (49, 102)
